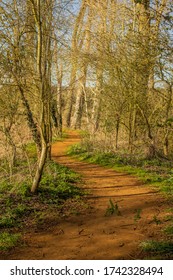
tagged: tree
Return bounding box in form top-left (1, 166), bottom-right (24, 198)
top-left (29, 0), bottom-right (53, 192)
top-left (66, 0), bottom-right (87, 127)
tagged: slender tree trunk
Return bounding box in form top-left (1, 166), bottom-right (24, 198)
top-left (163, 85), bottom-right (172, 157)
top-left (72, 80), bottom-right (85, 129)
top-left (83, 86), bottom-right (90, 128)
top-left (72, 4), bottom-right (92, 128)
top-left (163, 132), bottom-right (169, 157)
top-left (66, 0), bottom-right (87, 127)
top-left (31, 0), bottom-right (52, 192)
top-left (31, 143), bottom-right (47, 193)
top-left (115, 117), bottom-right (120, 150)
top-left (91, 63), bottom-right (103, 132)
top-left (56, 58), bottom-right (63, 137)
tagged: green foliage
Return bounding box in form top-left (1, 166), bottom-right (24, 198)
top-left (38, 182), bottom-right (83, 203)
top-left (140, 240), bottom-right (173, 254)
top-left (134, 209), bottom-right (142, 222)
top-left (34, 211), bottom-right (48, 225)
top-left (52, 130), bottom-right (68, 142)
top-left (164, 225), bottom-right (173, 235)
top-left (0, 232), bottom-right (21, 251)
top-left (12, 204), bottom-right (28, 217)
top-left (11, 183), bottom-right (31, 197)
top-left (4, 197), bottom-right (14, 207)
top-left (0, 216), bottom-right (15, 228)
top-left (68, 143), bottom-right (87, 156)
top-left (0, 204), bottom-right (29, 229)
top-left (25, 142), bottom-right (37, 157)
top-left (152, 215), bottom-right (161, 225)
top-left (38, 161), bottom-right (83, 202)
top-left (105, 199), bottom-right (121, 216)
top-left (0, 182), bottom-right (14, 194)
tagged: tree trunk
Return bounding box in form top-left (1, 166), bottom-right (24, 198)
top-left (30, 0), bottom-right (52, 192)
top-left (31, 144), bottom-right (47, 193)
top-left (66, 0), bottom-right (87, 127)
top-left (163, 133), bottom-right (169, 157)
top-left (56, 60), bottom-right (63, 137)
top-left (19, 86), bottom-right (41, 153)
top-left (72, 79), bottom-right (85, 129)
top-left (115, 117), bottom-right (120, 150)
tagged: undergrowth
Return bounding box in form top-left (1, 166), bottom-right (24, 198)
top-left (0, 161), bottom-right (84, 229)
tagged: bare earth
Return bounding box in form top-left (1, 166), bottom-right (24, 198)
top-left (2, 131), bottom-right (169, 260)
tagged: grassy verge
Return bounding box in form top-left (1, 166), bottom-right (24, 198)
top-left (67, 142), bottom-right (173, 259)
top-left (67, 143), bottom-right (173, 195)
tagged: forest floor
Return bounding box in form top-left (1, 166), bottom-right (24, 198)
top-left (1, 131), bottom-right (172, 260)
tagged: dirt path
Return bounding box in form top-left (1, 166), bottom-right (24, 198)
top-left (3, 131), bottom-right (168, 259)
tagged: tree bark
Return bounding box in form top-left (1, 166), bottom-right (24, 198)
top-left (31, 143), bottom-right (47, 193)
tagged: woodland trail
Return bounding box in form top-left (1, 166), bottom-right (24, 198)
top-left (3, 131), bottom-right (168, 260)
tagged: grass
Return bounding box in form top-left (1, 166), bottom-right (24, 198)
top-left (0, 232), bottom-right (21, 251)
top-left (105, 199), bottom-right (121, 216)
top-left (164, 225), bottom-right (173, 235)
top-left (0, 161), bottom-right (85, 233)
top-left (38, 161), bottom-right (83, 201)
top-left (134, 209), bottom-right (142, 222)
top-left (152, 215), bottom-right (162, 225)
top-left (140, 240), bottom-right (173, 259)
